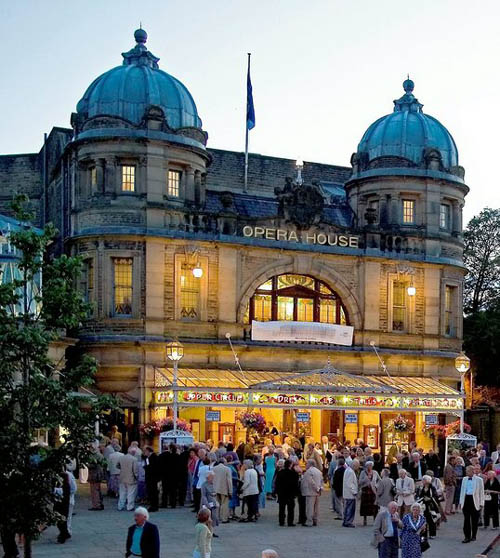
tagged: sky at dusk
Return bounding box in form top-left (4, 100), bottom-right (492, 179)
top-left (1, 0), bottom-right (499, 222)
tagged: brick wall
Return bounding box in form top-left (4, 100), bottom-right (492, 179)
top-left (206, 148), bottom-right (351, 196)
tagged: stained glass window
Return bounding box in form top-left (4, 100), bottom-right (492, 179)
top-left (180, 262), bottom-right (200, 320)
top-left (113, 258), bottom-right (133, 315)
top-left (445, 285), bottom-right (456, 336)
top-left (392, 281), bottom-right (406, 331)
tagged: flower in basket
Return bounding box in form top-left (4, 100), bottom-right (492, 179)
top-left (425, 420), bottom-right (471, 438)
top-left (159, 417), bottom-right (191, 432)
top-left (139, 420), bottom-right (161, 438)
top-left (238, 411), bottom-right (267, 434)
top-left (385, 414), bottom-right (415, 433)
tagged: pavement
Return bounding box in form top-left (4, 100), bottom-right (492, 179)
top-left (29, 483), bottom-right (498, 558)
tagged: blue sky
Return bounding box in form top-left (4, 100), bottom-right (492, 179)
top-left (1, 0), bottom-right (499, 222)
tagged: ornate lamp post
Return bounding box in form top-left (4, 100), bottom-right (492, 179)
top-left (166, 340), bottom-right (184, 432)
top-left (455, 352), bottom-right (471, 433)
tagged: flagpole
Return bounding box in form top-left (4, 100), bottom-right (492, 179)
top-left (244, 52), bottom-right (251, 192)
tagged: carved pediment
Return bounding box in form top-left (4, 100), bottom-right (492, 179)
top-left (274, 177), bottom-right (324, 229)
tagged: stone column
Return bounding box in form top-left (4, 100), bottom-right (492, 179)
top-left (137, 156), bottom-right (147, 196)
top-left (390, 194), bottom-right (400, 225)
top-left (185, 166), bottom-right (195, 204)
top-left (105, 156), bottom-right (117, 195)
top-left (96, 158), bottom-right (105, 195)
top-left (379, 194), bottom-right (389, 226)
top-left (77, 162), bottom-right (88, 200)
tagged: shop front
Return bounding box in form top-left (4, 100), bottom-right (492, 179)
top-left (150, 366), bottom-right (463, 455)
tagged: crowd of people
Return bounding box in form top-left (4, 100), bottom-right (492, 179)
top-left (6, 428), bottom-right (500, 558)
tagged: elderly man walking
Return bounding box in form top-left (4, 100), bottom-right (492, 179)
top-left (372, 501), bottom-right (402, 558)
top-left (125, 507), bottom-right (160, 558)
top-left (118, 448), bottom-right (139, 511)
top-left (213, 456), bottom-right (233, 523)
top-left (301, 459), bottom-right (323, 526)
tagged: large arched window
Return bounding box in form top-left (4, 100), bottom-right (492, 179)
top-left (245, 274), bottom-right (349, 325)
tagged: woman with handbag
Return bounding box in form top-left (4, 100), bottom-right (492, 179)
top-left (401, 502), bottom-right (427, 558)
top-left (416, 475), bottom-right (440, 538)
top-left (484, 469), bottom-right (500, 530)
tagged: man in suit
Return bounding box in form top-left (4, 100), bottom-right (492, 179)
top-left (479, 449), bottom-right (492, 471)
top-left (126, 507), bottom-right (160, 558)
top-left (395, 469), bottom-right (415, 517)
top-left (275, 458), bottom-right (299, 526)
top-left (301, 459), bottom-right (323, 526)
top-left (212, 456), bottom-right (233, 523)
top-left (321, 436), bottom-right (333, 482)
top-left (342, 462), bottom-right (358, 527)
top-left (117, 448), bottom-right (139, 511)
top-left (389, 453), bottom-right (404, 481)
top-left (143, 446), bottom-right (159, 512)
top-left (424, 449), bottom-right (440, 477)
top-left (459, 465), bottom-right (485, 543)
top-left (407, 452), bottom-right (424, 484)
top-left (332, 457), bottom-right (346, 520)
top-left (376, 468), bottom-right (395, 512)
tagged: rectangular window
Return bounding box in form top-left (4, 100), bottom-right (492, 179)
top-left (392, 280), bottom-right (407, 331)
top-left (320, 299), bottom-right (336, 324)
top-left (121, 165), bottom-right (135, 192)
top-left (167, 170), bottom-right (181, 197)
top-left (85, 259), bottom-right (94, 303)
top-left (90, 167), bottom-right (97, 190)
top-left (445, 285), bottom-right (457, 336)
top-left (113, 258), bottom-right (133, 315)
top-left (180, 262), bottom-right (200, 320)
top-left (254, 294), bottom-right (272, 321)
top-left (402, 200), bottom-right (415, 224)
top-left (297, 298), bottom-right (314, 322)
top-left (440, 204), bottom-right (450, 229)
top-left (277, 296), bottom-right (294, 321)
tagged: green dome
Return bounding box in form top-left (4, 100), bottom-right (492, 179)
top-left (76, 29), bottom-right (202, 130)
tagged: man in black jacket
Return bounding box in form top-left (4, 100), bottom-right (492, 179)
top-left (275, 459), bottom-right (299, 526)
top-left (126, 507), bottom-right (160, 558)
top-left (144, 446), bottom-right (159, 512)
top-left (332, 457), bottom-right (346, 520)
top-left (389, 453), bottom-right (404, 481)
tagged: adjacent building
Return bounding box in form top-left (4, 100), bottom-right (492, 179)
top-left (0, 29), bottom-right (468, 455)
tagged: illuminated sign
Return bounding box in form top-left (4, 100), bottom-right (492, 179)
top-left (206, 410), bottom-right (221, 422)
top-left (153, 390), bottom-right (462, 412)
top-left (242, 225), bottom-right (359, 248)
top-left (296, 412), bottom-right (310, 423)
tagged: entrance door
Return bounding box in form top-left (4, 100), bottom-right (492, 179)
top-left (218, 423), bottom-right (235, 444)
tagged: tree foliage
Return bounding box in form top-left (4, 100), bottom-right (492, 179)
top-left (463, 207), bottom-right (500, 314)
top-left (0, 196), bottom-right (114, 556)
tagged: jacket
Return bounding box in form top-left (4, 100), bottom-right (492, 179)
top-left (301, 466), bottom-right (323, 497)
top-left (376, 477), bottom-right (395, 508)
top-left (443, 464), bottom-right (457, 486)
top-left (144, 452), bottom-right (159, 484)
top-left (305, 449), bottom-right (323, 471)
top-left (389, 462), bottom-right (403, 481)
top-left (108, 451), bottom-right (124, 475)
top-left (407, 460), bottom-right (424, 481)
top-left (333, 466), bottom-right (346, 497)
top-left (459, 475), bottom-right (485, 511)
top-left (241, 468), bottom-right (259, 496)
top-left (395, 476), bottom-right (415, 506)
top-left (118, 453), bottom-right (139, 485)
top-left (126, 521), bottom-right (160, 558)
top-left (212, 463), bottom-right (232, 496)
top-left (201, 480), bottom-right (217, 509)
top-left (343, 466), bottom-right (358, 499)
top-left (372, 509), bottom-right (401, 546)
top-left (275, 467), bottom-right (299, 501)
top-left (359, 469), bottom-right (380, 492)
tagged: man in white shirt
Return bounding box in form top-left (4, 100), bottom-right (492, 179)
top-left (342, 463), bottom-right (358, 527)
top-left (459, 465), bottom-right (485, 543)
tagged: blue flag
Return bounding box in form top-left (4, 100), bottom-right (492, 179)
top-left (246, 62), bottom-right (255, 130)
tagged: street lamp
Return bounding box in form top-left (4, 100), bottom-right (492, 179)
top-left (192, 261), bottom-right (203, 278)
top-left (455, 352), bottom-right (471, 433)
top-left (166, 340), bottom-right (184, 432)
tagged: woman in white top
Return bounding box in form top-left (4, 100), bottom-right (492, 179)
top-left (196, 458), bottom-right (211, 490)
top-left (240, 460), bottom-right (260, 522)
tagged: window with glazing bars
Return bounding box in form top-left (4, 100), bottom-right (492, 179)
top-left (121, 166), bottom-right (135, 192)
top-left (180, 262), bottom-right (200, 319)
top-left (167, 170), bottom-right (181, 197)
top-left (440, 204), bottom-right (450, 229)
top-left (445, 285), bottom-right (456, 336)
top-left (113, 258), bottom-right (133, 315)
top-left (402, 200), bottom-right (415, 224)
top-left (392, 280), bottom-right (407, 331)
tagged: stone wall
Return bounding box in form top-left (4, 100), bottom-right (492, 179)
top-left (206, 148), bottom-right (351, 196)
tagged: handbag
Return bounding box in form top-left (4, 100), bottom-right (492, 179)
top-left (420, 530), bottom-right (430, 553)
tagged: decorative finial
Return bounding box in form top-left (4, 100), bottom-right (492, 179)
top-left (134, 27), bottom-right (148, 44)
top-left (403, 76), bottom-right (414, 94)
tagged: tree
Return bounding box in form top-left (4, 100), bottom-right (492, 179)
top-left (463, 207), bottom-right (500, 314)
top-left (0, 197), bottom-right (113, 557)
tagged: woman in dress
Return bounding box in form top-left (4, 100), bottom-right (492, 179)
top-left (401, 502), bottom-right (427, 558)
top-left (416, 475), bottom-right (440, 538)
top-left (264, 447), bottom-right (277, 499)
top-left (484, 469), bottom-right (500, 530)
top-left (359, 461), bottom-right (380, 525)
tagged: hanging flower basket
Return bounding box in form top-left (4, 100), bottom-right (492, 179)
top-left (424, 419), bottom-right (471, 438)
top-left (139, 417), bottom-right (191, 438)
top-left (384, 415), bottom-right (415, 433)
top-left (238, 411), bottom-right (267, 434)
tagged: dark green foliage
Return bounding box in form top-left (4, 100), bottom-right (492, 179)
top-left (0, 196), bottom-right (114, 554)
